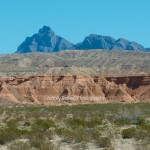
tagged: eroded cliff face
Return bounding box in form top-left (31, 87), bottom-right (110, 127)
top-left (106, 76), bottom-right (150, 102)
top-left (0, 75), bottom-right (149, 105)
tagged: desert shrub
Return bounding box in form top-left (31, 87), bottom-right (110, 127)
top-left (122, 124), bottom-right (150, 141)
top-left (30, 138), bottom-right (57, 150)
top-left (114, 118), bottom-right (131, 126)
top-left (55, 127), bottom-right (66, 136)
top-left (24, 121), bottom-right (31, 127)
top-left (55, 111), bottom-right (67, 121)
top-left (7, 119), bottom-right (18, 128)
top-left (86, 118), bottom-right (103, 128)
top-left (0, 129), bottom-right (10, 145)
top-left (103, 148), bottom-right (115, 150)
top-left (31, 119), bottom-right (56, 132)
top-left (67, 118), bottom-right (85, 127)
top-left (56, 127), bottom-right (88, 143)
top-left (60, 129), bottom-right (75, 143)
top-left (135, 124), bottom-right (150, 141)
top-left (27, 119), bottom-right (55, 141)
top-left (121, 127), bottom-right (136, 139)
top-left (133, 117), bottom-right (146, 125)
top-left (71, 142), bottom-right (88, 150)
top-left (67, 117), bottom-right (102, 128)
top-left (0, 127), bottom-right (25, 145)
top-left (89, 128), bottom-right (101, 140)
top-left (94, 137), bottom-right (111, 148)
top-left (8, 141), bottom-right (31, 150)
top-left (62, 129), bottom-right (80, 143)
top-left (0, 118), bottom-right (30, 145)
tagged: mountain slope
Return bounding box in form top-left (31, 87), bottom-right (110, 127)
top-left (16, 26), bottom-right (73, 53)
top-left (74, 35), bottom-right (145, 51)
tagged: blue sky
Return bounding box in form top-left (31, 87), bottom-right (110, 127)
top-left (0, 0), bottom-right (150, 54)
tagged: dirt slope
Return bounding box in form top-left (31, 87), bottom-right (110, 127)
top-left (0, 50), bottom-right (150, 76)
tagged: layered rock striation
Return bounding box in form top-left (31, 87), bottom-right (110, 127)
top-left (0, 75), bottom-right (150, 105)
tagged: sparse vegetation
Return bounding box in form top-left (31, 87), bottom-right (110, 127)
top-left (0, 103), bottom-right (149, 149)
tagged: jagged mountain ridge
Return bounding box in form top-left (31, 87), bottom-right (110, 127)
top-left (74, 35), bottom-right (145, 51)
top-left (16, 26), bottom-right (73, 53)
top-left (16, 26), bottom-right (148, 53)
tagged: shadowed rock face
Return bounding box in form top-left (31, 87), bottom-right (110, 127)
top-left (16, 26), bottom-right (73, 53)
top-left (106, 76), bottom-right (150, 89)
top-left (106, 75), bottom-right (150, 101)
top-left (0, 75), bottom-right (150, 105)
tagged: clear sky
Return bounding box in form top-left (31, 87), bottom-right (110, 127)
top-left (0, 0), bottom-right (150, 54)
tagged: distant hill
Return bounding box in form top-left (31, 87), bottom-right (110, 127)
top-left (1, 50), bottom-right (150, 76)
top-left (16, 26), bottom-right (148, 53)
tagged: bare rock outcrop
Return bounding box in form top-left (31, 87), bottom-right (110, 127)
top-left (0, 75), bottom-right (149, 105)
top-left (106, 75), bottom-right (150, 101)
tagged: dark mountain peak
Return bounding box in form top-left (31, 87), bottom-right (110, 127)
top-left (74, 34), bottom-right (116, 50)
top-left (87, 34), bottom-right (101, 38)
top-left (39, 26), bottom-right (52, 33)
top-left (16, 26), bottom-right (73, 53)
top-left (38, 26), bottom-right (55, 38)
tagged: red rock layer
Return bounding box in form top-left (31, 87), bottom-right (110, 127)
top-left (0, 75), bottom-right (150, 105)
top-left (106, 75), bottom-right (150, 102)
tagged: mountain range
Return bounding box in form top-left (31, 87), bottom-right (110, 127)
top-left (16, 26), bottom-right (150, 53)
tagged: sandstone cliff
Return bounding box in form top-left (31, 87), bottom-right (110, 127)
top-left (0, 75), bottom-right (149, 105)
